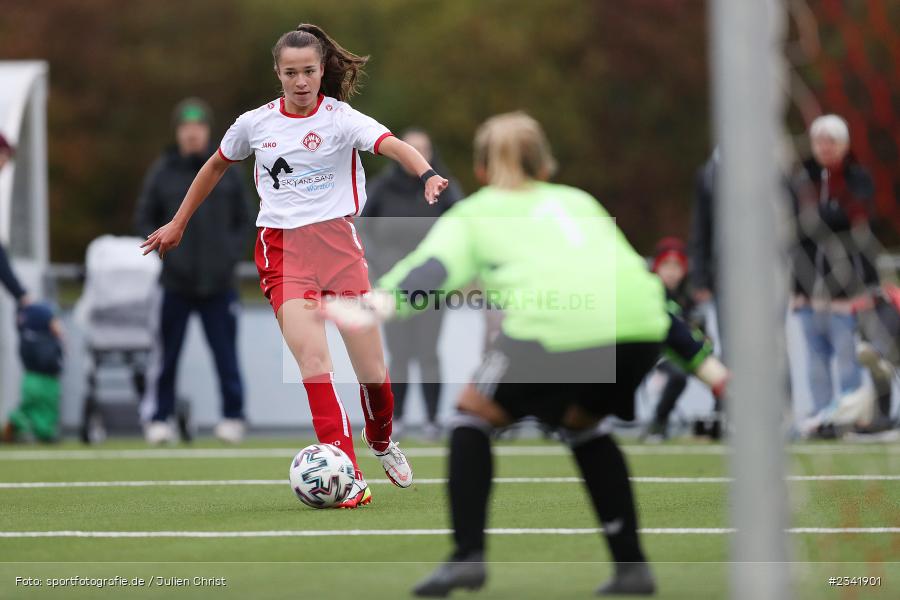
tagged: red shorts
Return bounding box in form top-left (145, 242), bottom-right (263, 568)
top-left (255, 217), bottom-right (371, 315)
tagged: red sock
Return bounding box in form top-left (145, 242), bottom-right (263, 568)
top-left (360, 370), bottom-right (394, 452)
top-left (303, 372), bottom-right (359, 472)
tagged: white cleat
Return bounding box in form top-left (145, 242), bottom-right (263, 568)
top-left (144, 421), bottom-right (177, 445)
top-left (334, 473), bottom-right (372, 509)
top-left (214, 419), bottom-right (246, 444)
top-left (362, 430), bottom-right (414, 488)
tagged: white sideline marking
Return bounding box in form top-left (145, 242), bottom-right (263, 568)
top-left (1, 527), bottom-right (898, 539)
top-left (0, 444), bottom-right (897, 461)
top-left (0, 447), bottom-right (556, 461)
top-left (2, 475), bottom-right (898, 489)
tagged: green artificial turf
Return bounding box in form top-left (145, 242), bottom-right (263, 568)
top-left (0, 437), bottom-right (897, 599)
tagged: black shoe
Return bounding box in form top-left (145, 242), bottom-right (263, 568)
top-left (596, 562), bottom-right (656, 596)
top-left (813, 423), bottom-right (838, 440)
top-left (692, 415), bottom-right (724, 440)
top-left (412, 553), bottom-right (487, 597)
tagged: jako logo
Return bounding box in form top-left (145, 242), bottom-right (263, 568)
top-left (262, 141), bottom-right (277, 148)
top-left (303, 131), bottom-right (323, 152)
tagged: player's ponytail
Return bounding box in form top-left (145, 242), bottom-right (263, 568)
top-left (272, 24), bottom-right (369, 102)
top-left (473, 112), bottom-right (557, 189)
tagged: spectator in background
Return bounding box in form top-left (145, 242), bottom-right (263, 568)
top-left (2, 302), bottom-right (64, 443)
top-left (688, 149), bottom-right (718, 306)
top-left (790, 114), bottom-right (878, 431)
top-left (642, 238), bottom-right (694, 442)
top-left (687, 149), bottom-right (726, 376)
top-left (362, 129), bottom-right (464, 440)
top-left (0, 134), bottom-right (31, 306)
top-left (134, 98), bottom-right (251, 445)
top-left (0, 133), bottom-right (58, 445)
top-left (0, 243), bottom-right (27, 305)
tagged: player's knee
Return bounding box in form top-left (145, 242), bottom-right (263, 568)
top-left (560, 406), bottom-right (611, 447)
top-left (447, 411), bottom-right (495, 436)
top-left (299, 355), bottom-right (331, 377)
top-left (456, 384), bottom-right (511, 427)
top-left (356, 363), bottom-right (386, 387)
top-left (560, 404), bottom-right (601, 430)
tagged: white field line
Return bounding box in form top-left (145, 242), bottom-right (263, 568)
top-left (0, 443), bottom-right (898, 461)
top-left (1, 475), bottom-right (898, 489)
top-left (1, 528), bottom-right (898, 539)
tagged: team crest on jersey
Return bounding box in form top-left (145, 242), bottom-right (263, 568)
top-left (302, 131), bottom-right (323, 152)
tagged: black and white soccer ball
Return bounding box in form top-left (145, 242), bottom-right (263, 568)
top-left (289, 443), bottom-right (356, 508)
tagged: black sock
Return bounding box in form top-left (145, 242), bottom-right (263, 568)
top-left (876, 382), bottom-right (892, 420)
top-left (654, 370), bottom-right (687, 425)
top-left (572, 434), bottom-right (645, 564)
top-left (423, 381), bottom-right (441, 423)
top-left (449, 425), bottom-right (493, 559)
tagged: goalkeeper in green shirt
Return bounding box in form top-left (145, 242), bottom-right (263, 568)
top-left (323, 112), bottom-right (728, 597)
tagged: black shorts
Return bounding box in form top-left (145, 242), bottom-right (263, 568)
top-left (472, 335), bottom-right (660, 424)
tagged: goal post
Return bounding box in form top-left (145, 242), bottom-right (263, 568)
top-left (709, 1), bottom-right (791, 598)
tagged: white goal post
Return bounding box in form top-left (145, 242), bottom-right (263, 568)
top-left (710, 1), bottom-right (791, 598)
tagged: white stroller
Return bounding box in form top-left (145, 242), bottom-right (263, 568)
top-left (74, 235), bottom-right (190, 443)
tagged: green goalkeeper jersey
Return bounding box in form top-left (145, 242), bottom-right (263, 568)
top-left (376, 182), bottom-right (669, 352)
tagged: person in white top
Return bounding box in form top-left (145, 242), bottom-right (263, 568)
top-left (142, 23), bottom-right (448, 508)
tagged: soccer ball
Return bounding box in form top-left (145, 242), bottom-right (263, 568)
top-left (289, 444), bottom-right (356, 508)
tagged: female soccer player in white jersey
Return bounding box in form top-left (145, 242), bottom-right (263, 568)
top-left (142, 23), bottom-right (449, 508)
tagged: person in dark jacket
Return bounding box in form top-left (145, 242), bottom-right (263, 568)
top-left (134, 98), bottom-right (251, 444)
top-left (0, 135), bottom-right (30, 306)
top-left (688, 150), bottom-right (718, 305)
top-left (687, 150), bottom-right (728, 370)
top-left (0, 243), bottom-right (27, 304)
top-left (790, 114), bottom-right (878, 422)
top-left (361, 129), bottom-right (463, 439)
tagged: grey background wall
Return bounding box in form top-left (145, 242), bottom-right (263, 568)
top-left (22, 302), bottom-right (895, 435)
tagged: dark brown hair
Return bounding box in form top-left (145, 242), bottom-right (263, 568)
top-left (271, 24), bottom-right (369, 102)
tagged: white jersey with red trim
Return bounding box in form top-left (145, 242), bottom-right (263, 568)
top-left (218, 95), bottom-right (393, 229)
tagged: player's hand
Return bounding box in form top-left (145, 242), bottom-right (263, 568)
top-left (321, 291), bottom-right (396, 332)
top-left (141, 220), bottom-right (185, 258)
top-left (424, 175), bottom-right (448, 205)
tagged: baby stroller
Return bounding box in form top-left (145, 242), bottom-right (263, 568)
top-left (74, 235), bottom-right (191, 443)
